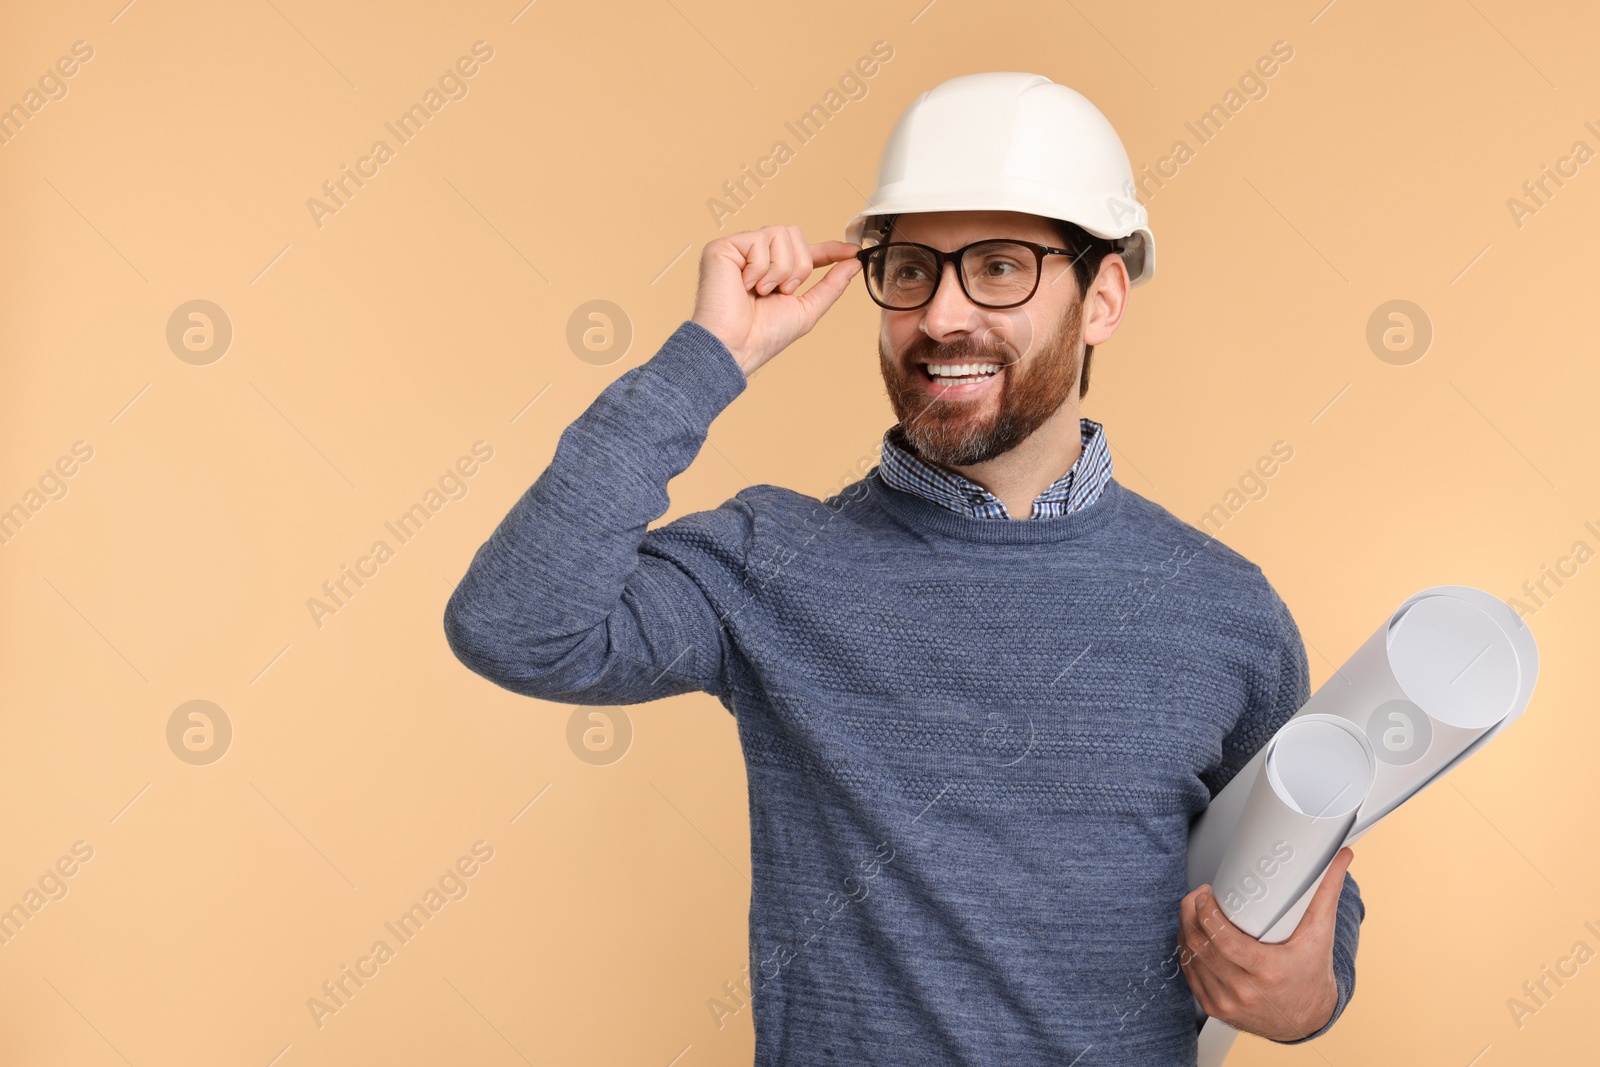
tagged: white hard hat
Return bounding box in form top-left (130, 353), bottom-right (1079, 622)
top-left (844, 72), bottom-right (1154, 286)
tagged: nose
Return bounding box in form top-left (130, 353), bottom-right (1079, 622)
top-left (918, 261), bottom-right (985, 343)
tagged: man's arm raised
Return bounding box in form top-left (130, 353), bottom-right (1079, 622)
top-left (442, 227), bottom-right (860, 706)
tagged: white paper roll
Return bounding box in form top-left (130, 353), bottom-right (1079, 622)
top-left (1186, 585), bottom-right (1539, 1066)
top-left (1209, 717), bottom-right (1374, 939)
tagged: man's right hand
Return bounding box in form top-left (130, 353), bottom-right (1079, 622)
top-left (691, 225), bottom-right (862, 377)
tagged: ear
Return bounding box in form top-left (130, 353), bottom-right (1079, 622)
top-left (1082, 252), bottom-right (1129, 347)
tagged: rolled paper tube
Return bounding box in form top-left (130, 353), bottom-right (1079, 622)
top-left (1207, 716), bottom-right (1374, 939)
top-left (1187, 586), bottom-right (1540, 1067)
top-left (1298, 592), bottom-right (1522, 835)
top-left (1189, 589), bottom-right (1529, 899)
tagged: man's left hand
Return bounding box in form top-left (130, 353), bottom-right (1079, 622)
top-left (1177, 846), bottom-right (1353, 1042)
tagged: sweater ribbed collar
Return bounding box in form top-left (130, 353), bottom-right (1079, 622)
top-left (866, 468), bottom-right (1126, 544)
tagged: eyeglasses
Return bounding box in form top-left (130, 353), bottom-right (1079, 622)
top-left (854, 238), bottom-right (1085, 311)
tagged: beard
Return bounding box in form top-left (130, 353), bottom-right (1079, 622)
top-left (878, 297), bottom-right (1083, 467)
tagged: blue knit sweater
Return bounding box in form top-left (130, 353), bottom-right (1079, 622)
top-left (443, 319), bottom-right (1363, 1065)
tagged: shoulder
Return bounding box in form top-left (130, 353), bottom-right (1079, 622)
top-left (1108, 481), bottom-right (1266, 578)
top-left (641, 479), bottom-right (869, 562)
top-left (1107, 480), bottom-right (1296, 634)
top-left (733, 478), bottom-right (879, 530)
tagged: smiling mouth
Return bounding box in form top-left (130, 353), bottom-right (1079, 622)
top-left (918, 361), bottom-right (1005, 388)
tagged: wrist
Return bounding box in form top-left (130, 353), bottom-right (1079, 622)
top-left (1309, 972), bottom-right (1338, 1033)
top-left (651, 320), bottom-right (751, 407)
top-left (689, 318), bottom-right (753, 376)
top-left (1279, 968), bottom-right (1339, 1042)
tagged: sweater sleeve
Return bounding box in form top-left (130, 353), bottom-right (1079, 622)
top-left (1203, 577), bottom-right (1365, 1043)
top-left (442, 319), bottom-right (757, 706)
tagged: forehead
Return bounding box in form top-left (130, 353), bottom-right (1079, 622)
top-left (889, 210), bottom-right (1062, 247)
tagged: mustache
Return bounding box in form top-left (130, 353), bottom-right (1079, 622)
top-left (897, 332), bottom-right (1020, 368)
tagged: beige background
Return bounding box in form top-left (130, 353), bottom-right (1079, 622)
top-left (1, 0), bottom-right (1596, 1063)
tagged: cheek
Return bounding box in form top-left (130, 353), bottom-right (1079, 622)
top-left (983, 308), bottom-right (1036, 358)
top-left (881, 317), bottom-right (919, 362)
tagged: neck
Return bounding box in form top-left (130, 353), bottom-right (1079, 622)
top-left (946, 400), bottom-right (1085, 520)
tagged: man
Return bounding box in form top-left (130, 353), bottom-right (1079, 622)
top-left (444, 72), bottom-right (1362, 1064)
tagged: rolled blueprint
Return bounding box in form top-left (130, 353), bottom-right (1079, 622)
top-left (1186, 585), bottom-right (1539, 1066)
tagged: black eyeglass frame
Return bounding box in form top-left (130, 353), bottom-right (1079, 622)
top-left (853, 238), bottom-right (1090, 311)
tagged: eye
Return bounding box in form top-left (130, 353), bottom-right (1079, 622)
top-left (889, 254), bottom-right (934, 281)
top-left (978, 256), bottom-right (1024, 276)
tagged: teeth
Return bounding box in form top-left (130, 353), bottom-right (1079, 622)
top-left (926, 362), bottom-right (1000, 379)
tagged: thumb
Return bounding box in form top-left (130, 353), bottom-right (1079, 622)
top-left (1292, 846), bottom-right (1354, 944)
top-left (797, 257), bottom-right (861, 324)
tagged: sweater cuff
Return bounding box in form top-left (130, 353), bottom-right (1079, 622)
top-left (642, 319), bottom-right (748, 420)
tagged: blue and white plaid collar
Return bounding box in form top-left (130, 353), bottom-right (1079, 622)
top-left (878, 416), bottom-right (1113, 520)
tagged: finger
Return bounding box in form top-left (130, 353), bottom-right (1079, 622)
top-left (1177, 892), bottom-right (1230, 1012)
top-left (758, 227), bottom-right (793, 295)
top-left (1179, 888), bottom-right (1225, 975)
top-left (779, 226), bottom-right (812, 294)
top-left (796, 256), bottom-right (862, 322)
top-left (1179, 886), bottom-right (1249, 985)
top-left (1178, 935), bottom-right (1224, 1012)
top-left (808, 239), bottom-right (863, 267)
top-left (1192, 887), bottom-right (1267, 974)
top-left (1177, 883), bottom-right (1209, 953)
top-left (1289, 847), bottom-right (1355, 947)
top-left (738, 232), bottom-right (771, 291)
